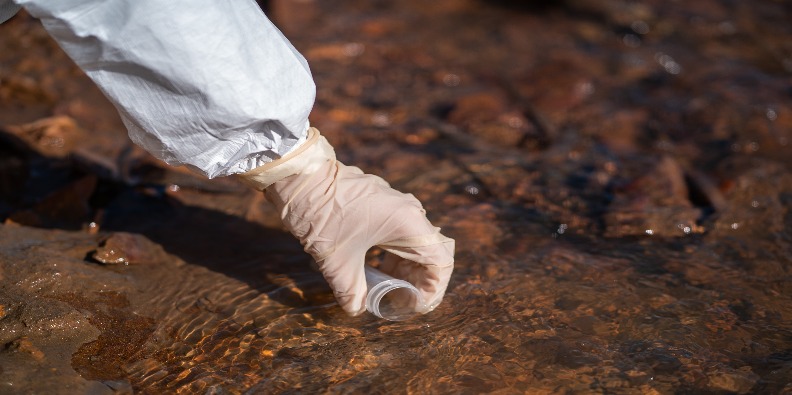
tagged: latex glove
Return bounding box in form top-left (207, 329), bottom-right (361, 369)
top-left (239, 128), bottom-right (455, 316)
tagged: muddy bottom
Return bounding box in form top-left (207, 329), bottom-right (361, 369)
top-left (1, 0), bottom-right (791, 393)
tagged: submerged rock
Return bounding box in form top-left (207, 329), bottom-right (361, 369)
top-left (446, 91), bottom-right (535, 148)
top-left (92, 232), bottom-right (169, 265)
top-left (604, 156), bottom-right (702, 237)
top-left (707, 368), bottom-right (759, 394)
top-left (0, 225), bottom-right (108, 394)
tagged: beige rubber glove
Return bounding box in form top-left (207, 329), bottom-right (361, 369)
top-left (239, 128), bottom-right (455, 316)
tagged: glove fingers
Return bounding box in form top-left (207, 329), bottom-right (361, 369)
top-left (371, 197), bottom-right (455, 313)
top-left (378, 238), bottom-right (455, 313)
top-left (317, 251), bottom-right (368, 316)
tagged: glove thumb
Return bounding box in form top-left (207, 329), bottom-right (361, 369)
top-left (316, 247), bottom-right (369, 316)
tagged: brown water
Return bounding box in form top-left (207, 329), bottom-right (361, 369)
top-left (1, 0), bottom-right (791, 393)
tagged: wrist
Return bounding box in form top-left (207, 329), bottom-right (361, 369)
top-left (236, 127), bottom-right (335, 190)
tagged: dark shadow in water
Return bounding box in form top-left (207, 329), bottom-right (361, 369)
top-left (482, 0), bottom-right (564, 12)
top-left (0, 128), bottom-right (327, 310)
top-left (100, 187), bottom-right (330, 308)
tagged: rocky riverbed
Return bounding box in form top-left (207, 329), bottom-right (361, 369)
top-left (1, 0), bottom-right (791, 393)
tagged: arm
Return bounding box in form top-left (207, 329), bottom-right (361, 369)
top-left (1, 0), bottom-right (21, 24)
top-left (16, 0), bottom-right (315, 178)
top-left (16, 0), bottom-right (455, 316)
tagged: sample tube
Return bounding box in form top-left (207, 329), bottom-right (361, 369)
top-left (364, 265), bottom-right (425, 321)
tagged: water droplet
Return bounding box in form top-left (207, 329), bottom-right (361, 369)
top-left (766, 109), bottom-right (777, 121)
top-left (751, 200), bottom-right (759, 208)
top-left (167, 184), bottom-right (180, 192)
top-left (645, 229), bottom-right (654, 235)
top-left (464, 185), bottom-right (480, 195)
top-left (731, 223), bottom-right (739, 230)
top-left (683, 226), bottom-right (691, 234)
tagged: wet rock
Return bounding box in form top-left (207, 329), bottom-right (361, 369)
top-left (591, 109), bottom-right (648, 154)
top-left (446, 91), bottom-right (534, 148)
top-left (515, 54), bottom-right (600, 132)
top-left (101, 380), bottom-right (133, 394)
top-left (570, 315), bottom-right (610, 336)
top-left (92, 232), bottom-right (169, 265)
top-left (66, 292), bottom-right (157, 382)
top-left (5, 337), bottom-right (45, 362)
top-left (443, 203), bottom-right (503, 254)
top-left (267, 0), bottom-right (318, 36)
top-left (4, 116), bottom-right (87, 158)
top-left (708, 159), bottom-right (792, 239)
top-left (706, 368), bottom-right (759, 394)
top-left (0, 224), bottom-right (178, 392)
top-left (0, 277), bottom-right (106, 394)
top-left (604, 156), bottom-right (702, 237)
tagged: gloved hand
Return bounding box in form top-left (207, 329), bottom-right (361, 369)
top-left (239, 128), bottom-right (455, 316)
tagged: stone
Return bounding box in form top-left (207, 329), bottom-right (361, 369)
top-left (92, 232), bottom-right (168, 265)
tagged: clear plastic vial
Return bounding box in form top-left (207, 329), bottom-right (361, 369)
top-left (364, 266), bottom-right (425, 321)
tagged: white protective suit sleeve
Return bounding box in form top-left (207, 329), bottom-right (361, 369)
top-left (0, 0), bottom-right (21, 24)
top-left (13, 0), bottom-right (316, 178)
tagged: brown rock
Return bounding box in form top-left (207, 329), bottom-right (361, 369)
top-left (6, 337), bottom-right (45, 362)
top-left (604, 156), bottom-right (702, 237)
top-left (4, 116), bottom-right (86, 158)
top-left (707, 369), bottom-right (759, 394)
top-left (447, 92), bottom-right (533, 147)
top-left (595, 109), bottom-right (648, 154)
top-left (444, 203), bottom-right (503, 253)
top-left (268, 0), bottom-right (318, 36)
top-left (92, 232), bottom-right (168, 265)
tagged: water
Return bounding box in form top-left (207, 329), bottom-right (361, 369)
top-left (1, 0), bottom-right (791, 393)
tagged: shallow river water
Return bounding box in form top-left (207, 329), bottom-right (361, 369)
top-left (1, 0), bottom-right (791, 393)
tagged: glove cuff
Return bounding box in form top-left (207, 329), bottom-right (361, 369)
top-left (236, 127), bottom-right (336, 190)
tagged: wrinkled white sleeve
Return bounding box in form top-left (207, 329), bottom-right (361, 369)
top-left (15, 0), bottom-right (316, 178)
top-left (1, 0), bottom-right (21, 24)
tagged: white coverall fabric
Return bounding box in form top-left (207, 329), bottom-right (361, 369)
top-left (10, 0), bottom-right (316, 178)
top-left (0, 0), bottom-right (21, 24)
